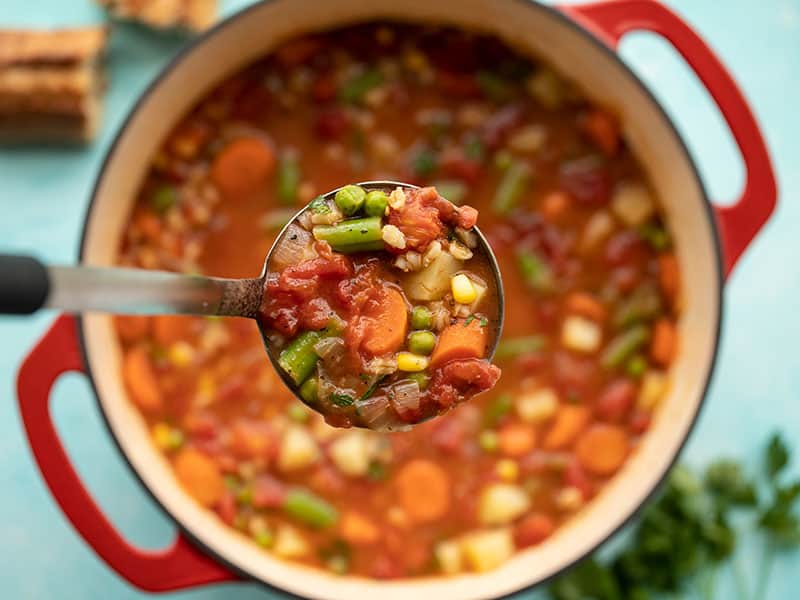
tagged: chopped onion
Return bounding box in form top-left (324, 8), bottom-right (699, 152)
top-left (365, 356), bottom-right (398, 376)
top-left (313, 336), bottom-right (345, 361)
top-left (270, 224), bottom-right (315, 270)
top-left (355, 394), bottom-right (395, 431)
top-left (390, 380), bottom-right (421, 413)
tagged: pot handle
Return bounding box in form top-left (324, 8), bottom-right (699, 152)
top-left (560, 0), bottom-right (777, 278)
top-left (17, 315), bottom-right (238, 592)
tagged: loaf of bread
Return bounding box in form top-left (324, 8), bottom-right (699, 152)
top-left (97, 0), bottom-right (218, 32)
top-left (0, 27), bottom-right (108, 143)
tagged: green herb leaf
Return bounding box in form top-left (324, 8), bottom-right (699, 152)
top-left (329, 392), bottom-right (355, 407)
top-left (516, 249), bottom-right (554, 292)
top-left (309, 196), bottom-right (331, 214)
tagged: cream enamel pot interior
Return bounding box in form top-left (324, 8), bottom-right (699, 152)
top-left (17, 0), bottom-right (776, 598)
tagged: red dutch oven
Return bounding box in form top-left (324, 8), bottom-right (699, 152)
top-left (16, 1), bottom-right (776, 598)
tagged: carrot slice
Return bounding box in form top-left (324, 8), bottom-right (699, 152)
top-left (394, 459), bottom-right (450, 524)
top-left (650, 318), bottom-right (677, 367)
top-left (542, 405), bottom-right (590, 450)
top-left (580, 108), bottom-right (620, 156)
top-left (540, 191), bottom-right (570, 222)
top-left (211, 136), bottom-right (276, 199)
top-left (115, 315), bottom-right (150, 343)
top-left (174, 447), bottom-right (225, 507)
top-left (498, 422), bottom-right (537, 457)
top-left (575, 424), bottom-right (629, 475)
top-left (361, 287), bottom-right (408, 356)
top-left (429, 318), bottom-right (488, 369)
top-left (122, 346), bottom-right (163, 413)
top-left (566, 292), bottom-right (607, 323)
top-left (153, 315), bottom-right (195, 346)
top-left (339, 510), bottom-right (381, 546)
top-left (658, 253), bottom-right (680, 307)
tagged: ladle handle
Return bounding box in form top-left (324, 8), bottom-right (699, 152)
top-left (0, 254), bottom-right (263, 318)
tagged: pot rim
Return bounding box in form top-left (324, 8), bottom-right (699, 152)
top-left (77, 1), bottom-right (725, 597)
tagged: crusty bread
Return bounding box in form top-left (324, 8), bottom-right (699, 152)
top-left (97, 0), bottom-right (218, 32)
top-left (0, 27), bottom-right (108, 143)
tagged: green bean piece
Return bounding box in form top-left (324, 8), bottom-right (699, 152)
top-left (299, 377), bottom-right (319, 404)
top-left (278, 331), bottom-right (324, 385)
top-left (150, 185), bottom-right (177, 214)
top-left (613, 286), bottom-right (662, 329)
top-left (494, 335), bottom-right (546, 360)
top-left (493, 161), bottom-right (531, 215)
top-left (408, 330), bottom-right (436, 355)
top-left (277, 153), bottom-right (300, 205)
top-left (406, 372), bottom-right (430, 390)
top-left (485, 393), bottom-right (513, 425)
top-left (338, 69), bottom-right (383, 104)
top-left (312, 216), bottom-right (383, 251)
top-left (334, 185), bottom-right (366, 216)
top-left (363, 190), bottom-right (389, 217)
top-left (432, 180), bottom-right (468, 205)
top-left (411, 306), bottom-right (433, 330)
top-left (602, 325), bottom-right (650, 369)
top-left (284, 489), bottom-right (338, 528)
top-left (626, 354), bottom-right (648, 378)
top-left (334, 240), bottom-right (386, 254)
top-left (517, 250), bottom-right (554, 292)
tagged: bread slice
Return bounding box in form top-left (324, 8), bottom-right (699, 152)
top-left (0, 27), bottom-right (108, 143)
top-left (98, 0), bottom-right (218, 32)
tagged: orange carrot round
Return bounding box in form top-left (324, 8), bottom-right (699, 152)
top-left (498, 422), bottom-right (537, 457)
top-left (211, 136), bottom-right (276, 199)
top-left (394, 459), bottom-right (450, 524)
top-left (339, 510), bottom-right (381, 546)
top-left (566, 292), bottom-right (607, 323)
top-left (429, 318), bottom-right (488, 369)
top-left (361, 287), bottom-right (408, 356)
top-left (542, 405), bottom-right (590, 450)
top-left (658, 253), bottom-right (680, 307)
top-left (122, 346), bottom-right (162, 413)
top-left (174, 447), bottom-right (225, 507)
top-left (575, 424), bottom-right (629, 475)
top-left (650, 318), bottom-right (677, 367)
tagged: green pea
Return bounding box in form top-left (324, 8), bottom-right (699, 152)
top-left (150, 185), bottom-right (177, 214)
top-left (334, 185), bottom-right (366, 216)
top-left (479, 430), bottom-right (499, 453)
top-left (254, 530), bottom-right (274, 548)
top-left (288, 402), bottom-right (310, 423)
top-left (408, 331), bottom-right (436, 355)
top-left (300, 377), bottom-right (319, 404)
top-left (406, 372), bottom-right (430, 390)
top-left (626, 354), bottom-right (648, 378)
top-left (411, 306), bottom-right (433, 330)
top-left (364, 190), bottom-right (389, 217)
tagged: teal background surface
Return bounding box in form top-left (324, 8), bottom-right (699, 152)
top-left (1, 1), bottom-right (798, 598)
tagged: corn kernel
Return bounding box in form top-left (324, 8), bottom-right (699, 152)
top-left (555, 486), bottom-right (584, 512)
top-left (168, 341), bottom-right (194, 367)
top-left (638, 370), bottom-right (669, 410)
top-left (152, 423), bottom-right (172, 450)
top-left (451, 274), bottom-right (477, 304)
top-left (396, 352), bottom-right (429, 372)
top-left (496, 459), bottom-right (519, 482)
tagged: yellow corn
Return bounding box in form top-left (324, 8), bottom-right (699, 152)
top-left (451, 274), bottom-right (477, 304)
top-left (396, 352), bottom-right (429, 372)
top-left (496, 459), bottom-right (519, 482)
top-left (152, 423), bottom-right (173, 450)
top-left (168, 341), bottom-right (194, 367)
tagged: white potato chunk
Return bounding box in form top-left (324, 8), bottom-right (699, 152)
top-left (273, 524), bottom-right (310, 558)
top-left (479, 483), bottom-right (531, 526)
top-left (278, 426), bottom-right (321, 472)
top-left (461, 528), bottom-right (515, 572)
top-left (638, 370), bottom-right (669, 410)
top-left (611, 181), bottom-right (656, 227)
top-left (516, 388), bottom-right (559, 424)
top-left (404, 251), bottom-right (462, 301)
top-left (434, 540), bottom-right (464, 575)
top-left (329, 431), bottom-right (371, 477)
top-left (561, 316), bottom-right (602, 353)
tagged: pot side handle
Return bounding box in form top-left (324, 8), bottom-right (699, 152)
top-left (16, 315), bottom-right (238, 592)
top-left (560, 0), bottom-right (777, 278)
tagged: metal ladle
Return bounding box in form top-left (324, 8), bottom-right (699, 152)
top-left (0, 181), bottom-right (505, 424)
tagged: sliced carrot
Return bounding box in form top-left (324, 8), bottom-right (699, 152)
top-left (115, 315), bottom-right (150, 343)
top-left (122, 345), bottom-right (163, 413)
top-left (566, 292), bottom-right (607, 323)
top-left (361, 287), bottom-right (408, 356)
top-left (429, 318), bottom-right (488, 369)
top-left (174, 447), bottom-right (225, 507)
top-left (134, 208), bottom-right (161, 241)
top-left (658, 253), bottom-right (680, 307)
top-left (580, 108), bottom-right (620, 156)
top-left (339, 510), bottom-right (381, 546)
top-left (575, 424), bottom-right (629, 475)
top-left (542, 405), bottom-right (590, 450)
top-left (153, 315), bottom-right (195, 346)
top-left (540, 191), bottom-right (570, 222)
top-left (394, 459), bottom-right (450, 524)
top-left (498, 422), bottom-right (537, 457)
top-left (210, 136), bottom-right (276, 199)
top-left (650, 318), bottom-right (677, 367)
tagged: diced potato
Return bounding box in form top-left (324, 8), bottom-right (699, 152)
top-left (478, 483), bottom-right (531, 525)
top-left (329, 431), bottom-right (370, 477)
top-left (516, 388), bottom-right (559, 424)
top-left (461, 528), bottom-right (515, 572)
top-left (468, 280), bottom-right (488, 312)
top-left (611, 181), bottom-right (656, 227)
top-left (404, 251), bottom-right (462, 301)
top-left (495, 459), bottom-right (519, 482)
top-left (508, 124), bottom-right (547, 154)
top-left (554, 486), bottom-right (584, 512)
top-left (638, 370), bottom-right (669, 410)
top-left (435, 540), bottom-right (463, 575)
top-left (580, 210), bottom-right (615, 253)
top-left (278, 426), bottom-right (321, 472)
top-left (273, 524), bottom-right (311, 558)
top-left (561, 316), bottom-right (602, 353)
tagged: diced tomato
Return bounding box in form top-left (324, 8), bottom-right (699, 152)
top-left (629, 408), bottom-right (652, 435)
top-left (308, 465), bottom-right (347, 496)
top-left (252, 475), bottom-right (287, 508)
top-left (370, 554), bottom-right (405, 579)
top-left (314, 107), bottom-right (350, 139)
top-left (563, 460), bottom-right (593, 499)
top-left (579, 108), bottom-right (620, 156)
top-left (595, 379), bottom-right (636, 422)
top-left (274, 36), bottom-right (324, 67)
top-left (559, 157), bottom-right (611, 206)
top-left (437, 70), bottom-right (481, 97)
top-left (427, 359), bottom-right (502, 410)
top-left (514, 513), bottom-right (556, 548)
top-left (183, 411), bottom-right (221, 440)
top-left (311, 72), bottom-right (337, 102)
top-left (229, 419), bottom-right (277, 460)
top-left (552, 350), bottom-right (599, 400)
top-left (605, 231), bottom-right (647, 267)
top-left (216, 490), bottom-right (237, 526)
top-left (439, 147), bottom-right (483, 184)
top-left (431, 417), bottom-right (466, 454)
top-left (481, 104), bottom-right (526, 150)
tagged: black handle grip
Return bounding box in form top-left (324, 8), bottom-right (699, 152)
top-left (0, 255), bottom-right (50, 315)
